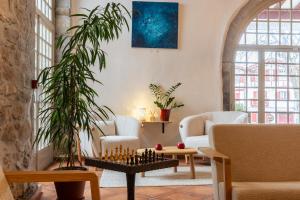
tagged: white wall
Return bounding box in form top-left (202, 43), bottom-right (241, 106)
top-left (72, 0), bottom-right (248, 147)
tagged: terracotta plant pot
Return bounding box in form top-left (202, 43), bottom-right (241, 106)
top-left (54, 166), bottom-right (87, 200)
top-left (160, 109), bottom-right (171, 121)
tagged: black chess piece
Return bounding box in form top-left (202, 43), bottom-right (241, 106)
top-left (135, 155), bottom-right (139, 165)
top-left (156, 154), bottom-right (159, 161)
top-left (144, 149), bottom-right (148, 163)
top-left (126, 157), bottom-right (129, 165)
top-left (148, 149), bottom-right (152, 162)
top-left (152, 151), bottom-right (156, 162)
top-left (130, 156), bottom-right (134, 165)
top-left (141, 152), bottom-right (145, 164)
top-left (161, 153), bottom-right (165, 160)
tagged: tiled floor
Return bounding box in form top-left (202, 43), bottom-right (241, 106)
top-left (39, 160), bottom-right (214, 200)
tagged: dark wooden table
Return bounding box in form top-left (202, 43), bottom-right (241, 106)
top-left (85, 157), bottom-right (179, 200)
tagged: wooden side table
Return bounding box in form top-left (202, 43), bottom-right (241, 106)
top-left (137, 146), bottom-right (198, 179)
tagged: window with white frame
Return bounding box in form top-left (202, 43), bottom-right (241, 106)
top-left (234, 0), bottom-right (300, 124)
top-left (34, 0), bottom-right (54, 150)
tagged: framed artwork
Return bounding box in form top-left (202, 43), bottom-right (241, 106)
top-left (132, 1), bottom-right (179, 49)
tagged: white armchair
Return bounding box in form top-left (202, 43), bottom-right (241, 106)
top-left (179, 111), bottom-right (248, 156)
top-left (91, 115), bottom-right (141, 158)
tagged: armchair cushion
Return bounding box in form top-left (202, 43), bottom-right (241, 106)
top-left (219, 181), bottom-right (300, 200)
top-left (185, 135), bottom-right (209, 149)
top-left (94, 120), bottom-right (115, 136)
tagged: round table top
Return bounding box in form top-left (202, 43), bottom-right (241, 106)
top-left (137, 146), bottom-right (198, 155)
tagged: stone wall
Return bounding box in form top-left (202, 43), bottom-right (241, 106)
top-left (0, 0), bottom-right (35, 198)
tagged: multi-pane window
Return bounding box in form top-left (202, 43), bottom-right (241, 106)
top-left (34, 0), bottom-right (54, 150)
top-left (234, 0), bottom-right (300, 124)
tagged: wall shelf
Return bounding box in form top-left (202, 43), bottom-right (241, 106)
top-left (141, 121), bottom-right (172, 134)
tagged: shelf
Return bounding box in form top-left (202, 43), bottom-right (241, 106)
top-left (141, 121), bottom-right (172, 134)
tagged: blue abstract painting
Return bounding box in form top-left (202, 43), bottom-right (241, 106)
top-left (132, 1), bottom-right (179, 49)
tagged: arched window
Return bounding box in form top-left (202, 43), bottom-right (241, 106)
top-left (234, 0), bottom-right (300, 124)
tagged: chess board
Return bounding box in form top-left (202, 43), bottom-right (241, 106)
top-left (85, 148), bottom-right (179, 174)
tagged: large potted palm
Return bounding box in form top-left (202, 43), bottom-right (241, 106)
top-left (35, 3), bottom-right (130, 200)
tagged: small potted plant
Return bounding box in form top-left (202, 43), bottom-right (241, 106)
top-left (149, 82), bottom-right (184, 121)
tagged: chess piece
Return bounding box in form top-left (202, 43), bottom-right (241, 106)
top-left (141, 152), bottom-right (145, 164)
top-left (119, 145), bottom-right (123, 160)
top-left (126, 147), bottom-right (130, 159)
top-left (135, 155), bottom-right (139, 165)
top-left (99, 151), bottom-right (102, 160)
top-left (110, 149), bottom-right (114, 161)
top-left (104, 149), bottom-right (108, 161)
top-left (161, 153), bottom-right (165, 160)
top-left (126, 157), bottom-right (129, 165)
top-left (152, 151), bottom-right (156, 162)
top-left (123, 149), bottom-right (127, 162)
top-left (156, 154), bottom-right (159, 161)
top-left (131, 149), bottom-right (135, 157)
top-left (145, 149), bottom-right (148, 163)
top-left (115, 147), bottom-right (119, 161)
top-left (130, 156), bottom-right (134, 165)
top-left (149, 149), bottom-right (152, 162)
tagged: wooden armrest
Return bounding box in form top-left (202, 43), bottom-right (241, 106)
top-left (199, 147), bottom-right (229, 161)
top-left (199, 147), bottom-right (232, 200)
top-left (5, 171), bottom-right (100, 200)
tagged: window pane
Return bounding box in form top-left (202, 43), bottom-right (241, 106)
top-left (265, 113), bottom-right (276, 124)
top-left (277, 113), bottom-right (288, 123)
top-left (289, 52), bottom-right (300, 63)
top-left (235, 76), bottom-right (246, 87)
top-left (235, 88), bottom-right (246, 99)
top-left (289, 65), bottom-right (300, 75)
top-left (277, 101), bottom-right (288, 112)
top-left (289, 101), bottom-right (300, 112)
top-left (265, 101), bottom-right (276, 112)
top-left (235, 101), bottom-right (246, 111)
top-left (277, 64), bottom-right (288, 75)
top-left (289, 77), bottom-right (300, 88)
top-left (289, 89), bottom-right (300, 100)
top-left (248, 76), bottom-right (258, 87)
top-left (246, 33), bottom-right (257, 44)
top-left (248, 88), bottom-right (258, 99)
top-left (265, 64), bottom-right (276, 75)
top-left (247, 100), bottom-right (258, 111)
top-left (247, 63), bottom-right (258, 74)
top-left (289, 113), bottom-right (300, 123)
top-left (265, 88), bottom-right (276, 99)
top-left (235, 63), bottom-right (246, 74)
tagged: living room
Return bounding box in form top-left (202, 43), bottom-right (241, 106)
top-left (2, 0), bottom-right (300, 200)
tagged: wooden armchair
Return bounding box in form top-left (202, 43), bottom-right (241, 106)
top-left (201, 124), bottom-right (300, 200)
top-left (1, 169), bottom-right (100, 200)
top-left (199, 147), bottom-right (231, 200)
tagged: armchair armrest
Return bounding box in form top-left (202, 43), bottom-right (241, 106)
top-left (179, 114), bottom-right (210, 140)
top-left (199, 147), bottom-right (229, 161)
top-left (199, 147), bottom-right (232, 200)
top-left (4, 170), bottom-right (100, 200)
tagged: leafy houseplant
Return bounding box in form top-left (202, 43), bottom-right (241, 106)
top-left (36, 3), bottom-right (130, 199)
top-left (149, 83), bottom-right (184, 121)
